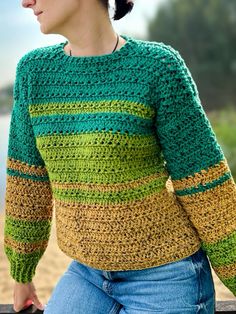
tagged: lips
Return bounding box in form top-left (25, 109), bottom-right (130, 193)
top-left (34, 11), bottom-right (43, 16)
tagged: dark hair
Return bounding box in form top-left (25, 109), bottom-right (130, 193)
top-left (100, 0), bottom-right (134, 20)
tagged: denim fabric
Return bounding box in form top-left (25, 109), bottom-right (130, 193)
top-left (44, 247), bottom-right (215, 314)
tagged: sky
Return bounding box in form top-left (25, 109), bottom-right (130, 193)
top-left (0, 0), bottom-right (164, 89)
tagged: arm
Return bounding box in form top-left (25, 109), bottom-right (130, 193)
top-left (155, 45), bottom-right (236, 296)
top-left (3, 56), bottom-right (54, 284)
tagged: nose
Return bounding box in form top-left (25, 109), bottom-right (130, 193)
top-left (21, 0), bottom-right (36, 8)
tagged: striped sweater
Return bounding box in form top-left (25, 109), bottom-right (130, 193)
top-left (4, 34), bottom-right (236, 295)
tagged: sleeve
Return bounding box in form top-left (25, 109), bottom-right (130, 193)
top-left (3, 57), bottom-right (54, 284)
top-left (155, 45), bottom-right (236, 296)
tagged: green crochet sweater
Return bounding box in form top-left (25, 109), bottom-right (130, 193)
top-left (4, 34), bottom-right (236, 296)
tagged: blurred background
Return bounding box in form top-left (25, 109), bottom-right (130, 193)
top-left (1, 0), bottom-right (236, 305)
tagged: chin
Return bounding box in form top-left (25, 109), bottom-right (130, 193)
top-left (39, 24), bottom-right (57, 35)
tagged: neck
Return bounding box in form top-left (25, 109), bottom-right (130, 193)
top-left (59, 5), bottom-right (120, 57)
top-left (67, 29), bottom-right (119, 57)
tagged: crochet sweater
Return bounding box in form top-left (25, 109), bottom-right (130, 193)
top-left (4, 34), bottom-right (236, 296)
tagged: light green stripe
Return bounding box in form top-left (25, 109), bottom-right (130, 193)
top-left (50, 163), bottom-right (166, 184)
top-left (4, 216), bottom-right (52, 242)
top-left (4, 246), bottom-right (45, 259)
top-left (36, 132), bottom-right (160, 150)
top-left (52, 175), bottom-right (168, 203)
top-left (38, 143), bottom-right (161, 162)
top-left (36, 133), bottom-right (162, 167)
top-left (47, 156), bottom-right (162, 173)
top-left (29, 100), bottom-right (155, 119)
top-left (201, 230), bottom-right (236, 267)
top-left (36, 132), bottom-right (164, 184)
top-left (4, 246), bottom-right (45, 283)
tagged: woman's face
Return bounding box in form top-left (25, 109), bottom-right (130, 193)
top-left (21, 0), bottom-right (84, 35)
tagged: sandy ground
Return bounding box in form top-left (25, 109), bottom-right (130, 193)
top-left (0, 211), bottom-right (235, 306)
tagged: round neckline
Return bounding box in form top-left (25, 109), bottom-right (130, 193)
top-left (57, 34), bottom-right (134, 63)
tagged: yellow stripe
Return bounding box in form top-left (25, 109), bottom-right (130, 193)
top-left (5, 175), bottom-right (53, 220)
top-left (54, 186), bottom-right (201, 266)
top-left (29, 99), bottom-right (155, 119)
top-left (4, 235), bottom-right (48, 253)
top-left (7, 157), bottom-right (48, 177)
top-left (175, 177), bottom-right (236, 243)
top-left (213, 262), bottom-right (236, 279)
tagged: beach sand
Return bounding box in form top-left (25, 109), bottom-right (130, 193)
top-left (0, 211), bottom-right (235, 306)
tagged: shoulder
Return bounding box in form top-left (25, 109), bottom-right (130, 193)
top-left (16, 42), bottom-right (60, 74)
top-left (134, 37), bottom-right (183, 61)
top-left (132, 37), bottom-right (187, 73)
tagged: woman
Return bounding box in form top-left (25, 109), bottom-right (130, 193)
top-left (4, 0), bottom-right (236, 313)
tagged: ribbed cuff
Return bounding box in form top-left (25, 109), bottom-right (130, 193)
top-left (10, 260), bottom-right (37, 283)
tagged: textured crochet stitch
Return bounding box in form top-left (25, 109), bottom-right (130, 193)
top-left (3, 34), bottom-right (236, 296)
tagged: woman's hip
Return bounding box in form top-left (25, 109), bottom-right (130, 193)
top-left (45, 247), bottom-right (216, 313)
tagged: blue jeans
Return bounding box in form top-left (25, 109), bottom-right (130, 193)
top-left (44, 247), bottom-right (215, 313)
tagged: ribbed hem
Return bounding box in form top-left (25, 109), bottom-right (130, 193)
top-left (10, 260), bottom-right (37, 283)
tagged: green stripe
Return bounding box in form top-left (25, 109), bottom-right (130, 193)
top-left (29, 100), bottom-right (155, 119)
top-left (201, 230), bottom-right (236, 267)
top-left (35, 132), bottom-right (164, 184)
top-left (51, 163), bottom-right (166, 184)
top-left (48, 156), bottom-right (162, 174)
top-left (4, 216), bottom-right (52, 242)
top-left (7, 168), bottom-right (50, 181)
top-left (175, 172), bottom-right (232, 196)
top-left (36, 132), bottom-right (160, 150)
top-left (39, 145), bottom-right (161, 165)
top-left (36, 133), bottom-right (161, 162)
top-left (4, 246), bottom-right (45, 259)
top-left (52, 175), bottom-right (167, 203)
top-left (4, 246), bottom-right (45, 283)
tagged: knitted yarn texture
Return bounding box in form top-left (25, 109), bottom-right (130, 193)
top-left (3, 34), bottom-right (236, 296)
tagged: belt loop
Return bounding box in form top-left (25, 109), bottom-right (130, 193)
top-left (102, 270), bottom-right (113, 280)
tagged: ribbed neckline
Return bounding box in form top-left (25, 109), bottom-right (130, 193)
top-left (56, 33), bottom-right (134, 63)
